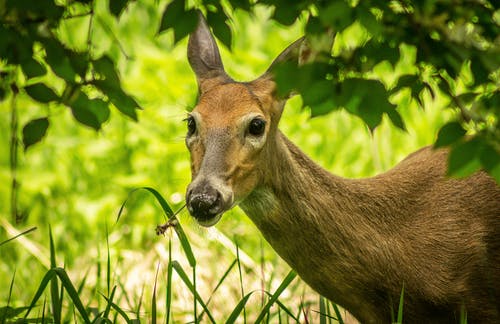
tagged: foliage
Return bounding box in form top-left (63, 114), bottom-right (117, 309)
top-left (0, 0), bottom-right (140, 141)
top-left (160, 0), bottom-right (500, 181)
top-left (2, 0), bottom-right (498, 180)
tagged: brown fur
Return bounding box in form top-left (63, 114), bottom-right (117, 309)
top-left (185, 14), bottom-right (500, 323)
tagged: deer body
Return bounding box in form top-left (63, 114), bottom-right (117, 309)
top-left (184, 14), bottom-right (500, 323)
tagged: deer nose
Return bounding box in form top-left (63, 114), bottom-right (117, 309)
top-left (186, 187), bottom-right (223, 221)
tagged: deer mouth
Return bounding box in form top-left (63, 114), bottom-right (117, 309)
top-left (195, 213), bottom-right (223, 227)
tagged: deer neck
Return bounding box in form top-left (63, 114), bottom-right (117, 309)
top-left (239, 131), bottom-right (391, 309)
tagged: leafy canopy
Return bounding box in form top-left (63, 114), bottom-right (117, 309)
top-left (1, 0), bottom-right (499, 181)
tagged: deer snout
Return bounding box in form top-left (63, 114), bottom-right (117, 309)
top-left (186, 179), bottom-right (232, 227)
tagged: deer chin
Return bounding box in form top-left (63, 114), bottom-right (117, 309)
top-left (196, 213), bottom-right (223, 227)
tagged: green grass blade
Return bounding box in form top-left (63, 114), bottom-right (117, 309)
top-left (135, 284), bottom-right (145, 319)
top-left (225, 291), bottom-right (257, 324)
top-left (152, 262), bottom-right (160, 324)
top-left (54, 267), bottom-right (91, 323)
top-left (102, 285), bottom-right (117, 320)
top-left (0, 307), bottom-right (29, 322)
top-left (166, 236), bottom-right (173, 324)
top-left (77, 267), bottom-right (91, 295)
top-left (1, 269), bottom-right (16, 324)
top-left (117, 187), bottom-right (174, 224)
top-left (460, 303), bottom-right (467, 324)
top-left (49, 226), bottom-right (61, 324)
top-left (41, 297), bottom-right (46, 324)
top-left (24, 269), bottom-right (56, 319)
top-left (254, 270), bottom-right (297, 324)
top-left (236, 244), bottom-right (246, 323)
top-left (100, 294), bottom-right (132, 323)
top-left (172, 221), bottom-right (196, 267)
top-left (319, 296), bottom-right (326, 324)
top-left (275, 299), bottom-right (299, 322)
top-left (120, 187), bottom-right (196, 267)
top-left (199, 258), bottom-right (237, 321)
top-left (171, 261), bottom-right (216, 323)
top-left (193, 266), bottom-right (197, 324)
top-left (105, 224), bottom-right (111, 296)
top-left (0, 226), bottom-right (36, 247)
top-left (331, 302), bottom-right (344, 324)
top-left (397, 284), bottom-right (405, 324)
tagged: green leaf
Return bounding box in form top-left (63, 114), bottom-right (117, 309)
top-left (341, 78), bottom-right (402, 131)
top-left (159, 0), bottom-right (184, 33)
top-left (272, 5), bottom-right (299, 26)
top-left (67, 90), bottom-right (109, 130)
top-left (158, 0), bottom-right (198, 43)
top-left (93, 80), bottom-right (139, 120)
top-left (22, 117), bottom-right (49, 150)
top-left (479, 143), bottom-right (500, 184)
top-left (44, 39), bottom-right (77, 82)
top-left (434, 122), bottom-right (466, 148)
top-left (93, 55), bottom-right (120, 84)
top-left (68, 51), bottom-right (88, 78)
top-left (24, 83), bottom-right (59, 103)
top-left (21, 58), bottom-right (47, 79)
top-left (448, 138), bottom-right (482, 178)
top-left (318, 1), bottom-right (353, 31)
top-left (356, 8), bottom-right (382, 37)
top-left (109, 0), bottom-right (129, 17)
top-left (207, 11), bottom-right (232, 49)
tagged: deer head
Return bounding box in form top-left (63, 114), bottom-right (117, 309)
top-left (185, 13), bottom-right (304, 226)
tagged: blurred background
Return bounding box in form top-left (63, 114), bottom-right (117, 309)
top-left (0, 0), bottom-right (452, 322)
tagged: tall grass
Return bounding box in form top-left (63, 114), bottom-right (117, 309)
top-left (1, 188), bottom-right (343, 323)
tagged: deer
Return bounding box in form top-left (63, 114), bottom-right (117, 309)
top-left (183, 13), bottom-right (500, 323)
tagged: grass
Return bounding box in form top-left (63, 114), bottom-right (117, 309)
top-left (1, 188), bottom-right (343, 323)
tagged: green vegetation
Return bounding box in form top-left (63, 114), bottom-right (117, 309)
top-left (1, 0), bottom-right (497, 322)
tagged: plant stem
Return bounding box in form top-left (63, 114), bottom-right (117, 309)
top-left (9, 86), bottom-right (20, 223)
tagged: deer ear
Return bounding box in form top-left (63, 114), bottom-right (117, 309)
top-left (266, 37), bottom-right (308, 74)
top-left (255, 37), bottom-right (309, 100)
top-left (188, 11), bottom-right (228, 86)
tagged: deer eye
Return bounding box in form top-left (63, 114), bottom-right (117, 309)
top-left (248, 118), bottom-right (266, 136)
top-left (186, 116), bottom-right (196, 136)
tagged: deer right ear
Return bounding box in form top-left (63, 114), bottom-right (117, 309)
top-left (188, 12), bottom-right (229, 90)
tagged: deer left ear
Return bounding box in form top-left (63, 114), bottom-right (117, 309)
top-left (266, 37), bottom-right (308, 74)
top-left (252, 37), bottom-right (309, 101)
top-left (188, 11), bottom-right (230, 91)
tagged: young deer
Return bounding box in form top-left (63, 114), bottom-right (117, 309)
top-left (184, 14), bottom-right (500, 323)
